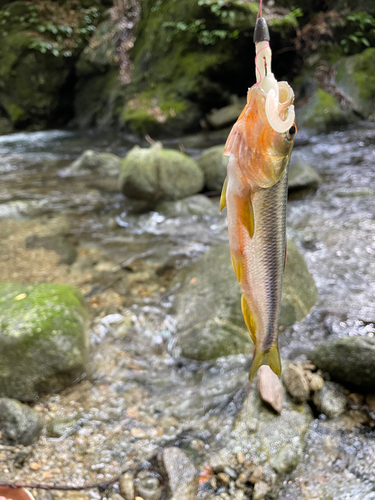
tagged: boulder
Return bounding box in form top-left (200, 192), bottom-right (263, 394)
top-left (230, 388), bottom-right (313, 481)
top-left (119, 143), bottom-right (204, 202)
top-left (61, 150), bottom-right (121, 177)
top-left (335, 48), bottom-right (375, 120)
top-left (197, 145), bottom-right (228, 192)
top-left (288, 161), bottom-right (322, 192)
top-left (172, 241), bottom-right (317, 361)
top-left (0, 283), bottom-right (89, 401)
top-left (295, 87), bottom-right (350, 133)
top-left (310, 336), bottom-right (375, 390)
top-left (0, 398), bottom-right (43, 445)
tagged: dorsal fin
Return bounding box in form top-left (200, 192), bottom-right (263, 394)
top-left (241, 294), bottom-right (257, 343)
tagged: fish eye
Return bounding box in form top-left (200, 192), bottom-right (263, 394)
top-left (286, 125), bottom-right (296, 141)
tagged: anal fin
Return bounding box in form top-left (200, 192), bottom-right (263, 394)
top-left (241, 294), bottom-right (257, 343)
top-left (238, 195), bottom-right (255, 238)
top-left (231, 252), bottom-right (243, 283)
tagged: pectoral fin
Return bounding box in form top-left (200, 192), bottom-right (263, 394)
top-left (239, 195), bottom-right (255, 238)
top-left (249, 344), bottom-right (282, 380)
top-left (241, 295), bottom-right (257, 343)
top-left (220, 175), bottom-right (228, 212)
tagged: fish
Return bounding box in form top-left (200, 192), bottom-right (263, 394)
top-left (221, 16), bottom-right (297, 380)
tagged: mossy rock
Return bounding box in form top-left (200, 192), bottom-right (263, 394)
top-left (296, 87), bottom-right (350, 133)
top-left (335, 48), bottom-right (375, 120)
top-left (172, 240), bottom-right (317, 351)
top-left (175, 318), bottom-right (252, 361)
top-left (0, 283), bottom-right (89, 401)
top-left (197, 145), bottom-right (228, 192)
top-left (119, 143), bottom-right (204, 202)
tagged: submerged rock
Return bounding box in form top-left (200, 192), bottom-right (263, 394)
top-left (288, 161), bottom-right (322, 192)
top-left (0, 283), bottom-right (89, 401)
top-left (310, 336), bottom-right (375, 390)
top-left (0, 398), bottom-right (43, 445)
top-left (172, 241), bottom-right (317, 361)
top-left (160, 447), bottom-right (198, 500)
top-left (230, 387), bottom-right (313, 484)
top-left (62, 150), bottom-right (121, 177)
top-left (282, 363), bottom-right (310, 403)
top-left (119, 143), bottom-right (204, 202)
top-left (155, 194), bottom-right (216, 217)
top-left (197, 145), bottom-right (228, 192)
top-left (312, 381), bottom-right (347, 419)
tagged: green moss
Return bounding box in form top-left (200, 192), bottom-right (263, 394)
top-left (350, 48), bottom-right (375, 102)
top-left (0, 282), bottom-right (89, 400)
top-left (298, 88), bottom-right (348, 130)
top-left (4, 102), bottom-right (26, 122)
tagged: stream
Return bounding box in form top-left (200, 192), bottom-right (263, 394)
top-left (0, 124), bottom-right (374, 499)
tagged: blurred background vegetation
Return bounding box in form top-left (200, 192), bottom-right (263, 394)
top-left (0, 0), bottom-right (374, 136)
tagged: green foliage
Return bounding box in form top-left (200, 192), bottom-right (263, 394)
top-left (0, 2), bottom-right (102, 58)
top-left (271, 7), bottom-right (303, 29)
top-left (340, 12), bottom-right (375, 54)
top-left (162, 18), bottom-right (239, 45)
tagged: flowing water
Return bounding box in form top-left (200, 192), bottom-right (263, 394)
top-left (0, 125), bottom-right (374, 497)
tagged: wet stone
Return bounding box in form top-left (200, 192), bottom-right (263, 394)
top-left (313, 382), bottom-right (347, 419)
top-left (0, 398), bottom-right (43, 446)
top-left (46, 418), bottom-right (78, 438)
top-left (258, 365), bottom-right (284, 413)
top-left (119, 472), bottom-right (135, 500)
top-left (160, 447), bottom-right (198, 500)
top-left (197, 145), bottom-right (228, 192)
top-left (282, 364), bottom-right (310, 403)
top-left (288, 161), bottom-right (322, 192)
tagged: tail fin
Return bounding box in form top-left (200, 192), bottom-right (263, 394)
top-left (249, 344), bottom-right (282, 380)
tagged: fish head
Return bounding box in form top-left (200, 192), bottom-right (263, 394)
top-left (224, 81), bottom-right (296, 189)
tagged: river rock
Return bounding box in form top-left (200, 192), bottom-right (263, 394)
top-left (288, 161), bottom-right (322, 192)
top-left (197, 145), bottom-right (228, 192)
top-left (230, 388), bottom-right (313, 482)
top-left (155, 195), bottom-right (216, 217)
top-left (159, 447), bottom-right (198, 500)
top-left (282, 363), bottom-right (310, 403)
top-left (119, 143), bottom-right (204, 202)
top-left (310, 336), bottom-right (375, 390)
top-left (62, 150), bottom-right (121, 177)
top-left (172, 241), bottom-right (316, 361)
top-left (175, 318), bottom-right (252, 361)
top-left (335, 47), bottom-right (375, 120)
top-left (206, 101), bottom-right (245, 129)
top-left (312, 381), bottom-right (347, 419)
top-left (275, 413), bottom-right (375, 499)
top-left (295, 87), bottom-right (350, 133)
top-left (0, 282), bottom-right (89, 401)
top-left (0, 398), bottom-right (43, 445)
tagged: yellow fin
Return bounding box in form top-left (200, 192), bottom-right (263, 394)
top-left (231, 253), bottom-right (243, 283)
top-left (220, 175), bottom-right (228, 212)
top-left (239, 195), bottom-right (255, 238)
top-left (249, 344), bottom-right (281, 380)
top-left (241, 295), bottom-right (256, 343)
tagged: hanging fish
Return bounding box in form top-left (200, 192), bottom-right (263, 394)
top-left (221, 16), bottom-right (296, 380)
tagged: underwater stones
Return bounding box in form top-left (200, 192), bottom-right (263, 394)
top-left (197, 145), bottom-right (228, 192)
top-left (312, 381), bottom-right (347, 419)
top-left (288, 161), bottom-right (322, 192)
top-left (119, 143), bottom-right (204, 202)
top-left (0, 282), bottom-right (89, 401)
top-left (160, 447), bottom-right (198, 500)
top-left (175, 318), bottom-right (252, 361)
top-left (282, 363), bottom-right (310, 403)
top-left (310, 336), bottom-right (375, 390)
top-left (62, 150), bottom-right (121, 177)
top-left (335, 48), bottom-right (375, 120)
top-left (0, 398), bottom-right (43, 445)
top-left (155, 194), bottom-right (216, 217)
top-left (230, 388), bottom-right (313, 480)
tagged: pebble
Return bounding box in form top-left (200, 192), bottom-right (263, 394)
top-left (306, 371), bottom-right (324, 392)
top-left (282, 364), bottom-right (310, 403)
top-left (253, 480), bottom-right (270, 500)
top-left (236, 452), bottom-right (245, 464)
top-left (209, 450), bottom-right (231, 473)
top-left (249, 466), bottom-right (263, 484)
top-left (130, 428), bottom-right (147, 439)
top-left (119, 472), bottom-right (135, 500)
top-left (313, 382), bottom-right (347, 418)
top-left (217, 472), bottom-right (230, 486)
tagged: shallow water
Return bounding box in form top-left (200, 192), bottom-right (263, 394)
top-left (0, 125), bottom-right (374, 495)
